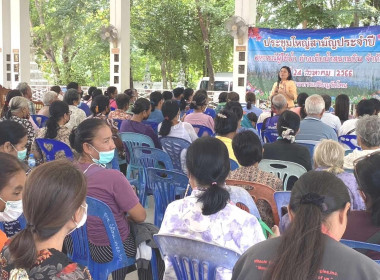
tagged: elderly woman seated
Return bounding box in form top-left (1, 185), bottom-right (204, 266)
top-left (344, 115), bottom-right (380, 169)
top-left (37, 91), bottom-right (58, 117)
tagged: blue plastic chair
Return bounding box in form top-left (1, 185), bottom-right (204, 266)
top-left (154, 234), bottom-right (241, 280)
top-left (262, 129), bottom-right (278, 143)
top-left (340, 239), bottom-right (380, 264)
top-left (113, 119), bottom-right (123, 130)
top-left (230, 159), bottom-right (239, 171)
top-left (296, 140), bottom-right (318, 159)
top-left (119, 132), bottom-right (155, 180)
top-left (31, 114), bottom-right (48, 128)
top-left (274, 191), bottom-right (291, 224)
top-left (146, 168), bottom-right (189, 228)
top-left (142, 120), bottom-right (159, 134)
top-left (187, 108), bottom-right (216, 119)
top-left (192, 124), bottom-right (215, 137)
top-left (70, 197), bottom-right (135, 280)
top-left (339, 135), bottom-right (361, 150)
top-left (228, 185), bottom-right (261, 219)
top-left (0, 214), bottom-right (26, 237)
top-left (160, 136), bottom-right (191, 173)
top-left (345, 149), bottom-right (354, 156)
top-left (258, 159), bottom-right (307, 191)
top-left (133, 147), bottom-right (174, 206)
top-left (35, 138), bottom-right (74, 161)
top-left (256, 123), bottom-right (263, 137)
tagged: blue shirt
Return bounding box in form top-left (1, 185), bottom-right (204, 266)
top-left (147, 109), bottom-right (164, 123)
top-left (243, 106), bottom-right (263, 118)
top-left (296, 117), bottom-right (338, 141)
top-left (78, 102), bottom-right (91, 117)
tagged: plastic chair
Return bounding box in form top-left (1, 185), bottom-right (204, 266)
top-left (119, 132), bottom-right (155, 180)
top-left (187, 108), bottom-right (216, 119)
top-left (225, 179), bottom-right (279, 225)
top-left (256, 123), bottom-right (263, 137)
top-left (345, 149), bottom-right (354, 156)
top-left (160, 136), bottom-right (191, 173)
top-left (113, 119), bottom-right (123, 130)
top-left (262, 129), bottom-right (278, 143)
top-left (146, 168), bottom-right (189, 228)
top-left (142, 120), bottom-right (159, 134)
top-left (296, 140), bottom-right (319, 159)
top-left (30, 114), bottom-right (48, 128)
top-left (339, 135), bottom-right (361, 150)
top-left (228, 185), bottom-right (261, 219)
top-left (258, 159), bottom-right (307, 191)
top-left (192, 124), bottom-right (215, 137)
top-left (70, 197), bottom-right (136, 280)
top-left (35, 138), bottom-right (74, 162)
top-left (133, 147), bottom-right (174, 206)
top-left (0, 214), bottom-right (27, 237)
top-left (273, 191), bottom-right (291, 224)
top-left (340, 239), bottom-right (380, 264)
top-left (230, 159), bottom-right (239, 171)
top-left (154, 234), bottom-right (241, 280)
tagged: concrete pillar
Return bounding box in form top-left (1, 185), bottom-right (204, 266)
top-left (110, 0), bottom-right (130, 92)
top-left (233, 0), bottom-right (256, 101)
top-left (0, 0), bottom-right (11, 88)
top-left (10, 0), bottom-right (30, 88)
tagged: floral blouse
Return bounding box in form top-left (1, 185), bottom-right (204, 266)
top-left (159, 189), bottom-right (265, 280)
top-left (65, 105), bottom-right (86, 130)
top-left (0, 247), bottom-right (92, 280)
top-left (1, 116), bottom-right (35, 154)
top-left (108, 109), bottom-right (132, 121)
top-left (228, 165), bottom-right (283, 227)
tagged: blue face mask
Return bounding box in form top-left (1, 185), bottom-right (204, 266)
top-left (12, 145), bottom-right (27, 161)
top-left (89, 145), bottom-right (115, 164)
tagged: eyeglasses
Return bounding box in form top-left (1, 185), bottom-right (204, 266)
top-left (67, 111), bottom-right (72, 115)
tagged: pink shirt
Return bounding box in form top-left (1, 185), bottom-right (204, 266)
top-left (184, 112), bottom-right (214, 133)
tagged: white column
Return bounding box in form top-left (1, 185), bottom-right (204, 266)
top-left (110, 0), bottom-right (130, 92)
top-left (233, 0), bottom-right (256, 101)
top-left (0, 0), bottom-right (11, 88)
top-left (10, 0), bottom-right (30, 88)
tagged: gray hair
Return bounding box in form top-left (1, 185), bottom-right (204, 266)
top-left (313, 139), bottom-right (344, 174)
top-left (9, 96), bottom-right (29, 113)
top-left (305, 94), bottom-right (325, 116)
top-left (356, 115), bottom-right (380, 148)
top-left (42, 91), bottom-right (58, 106)
top-left (16, 82), bottom-right (30, 95)
top-left (272, 94), bottom-right (287, 110)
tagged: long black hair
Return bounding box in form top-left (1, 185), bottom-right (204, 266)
top-left (186, 137), bottom-right (230, 215)
top-left (159, 100), bottom-right (179, 137)
top-left (45, 101), bottom-right (69, 139)
top-left (0, 121), bottom-right (27, 147)
top-left (265, 171), bottom-right (350, 280)
top-left (335, 94), bottom-right (350, 123)
top-left (90, 95), bottom-right (109, 116)
top-left (132, 98), bottom-right (151, 114)
top-left (245, 92), bottom-right (256, 110)
top-left (105, 86), bottom-right (117, 99)
top-left (277, 66), bottom-right (293, 87)
top-left (297, 92), bottom-right (309, 119)
top-left (150, 91), bottom-right (163, 112)
top-left (190, 90), bottom-right (207, 110)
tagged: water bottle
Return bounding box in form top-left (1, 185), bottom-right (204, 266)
top-left (28, 154), bottom-right (36, 168)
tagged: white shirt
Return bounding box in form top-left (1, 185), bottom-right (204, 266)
top-left (321, 112), bottom-right (341, 133)
top-left (339, 119), bottom-right (357, 136)
top-left (158, 121), bottom-right (198, 143)
top-left (344, 148), bottom-right (380, 169)
top-left (257, 111), bottom-right (271, 124)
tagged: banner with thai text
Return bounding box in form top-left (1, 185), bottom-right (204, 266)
top-left (247, 26), bottom-right (380, 103)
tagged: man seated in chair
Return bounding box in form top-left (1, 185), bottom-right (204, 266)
top-left (296, 94), bottom-right (338, 142)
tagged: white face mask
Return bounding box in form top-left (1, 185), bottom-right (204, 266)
top-left (0, 197), bottom-right (23, 222)
top-left (68, 203), bottom-right (87, 235)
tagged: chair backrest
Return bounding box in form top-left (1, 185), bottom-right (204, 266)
top-left (225, 179), bottom-right (279, 225)
top-left (262, 129), bottom-right (278, 143)
top-left (159, 136), bottom-right (191, 172)
top-left (154, 234), bottom-right (241, 280)
top-left (142, 120), bottom-right (159, 134)
top-left (30, 114), bottom-right (48, 128)
top-left (113, 119), bottom-right (123, 130)
top-left (35, 138), bottom-right (74, 162)
top-left (256, 123), bottom-right (263, 137)
top-left (119, 132), bottom-right (155, 165)
top-left (0, 214), bottom-right (27, 237)
top-left (340, 239), bottom-right (380, 264)
top-left (228, 185), bottom-right (261, 219)
top-left (258, 159), bottom-right (307, 191)
top-left (338, 135), bottom-right (361, 150)
top-left (230, 159), bottom-right (239, 171)
top-left (192, 124), bottom-right (215, 137)
top-left (146, 168), bottom-right (189, 228)
top-left (296, 140), bottom-right (319, 159)
top-left (70, 196), bottom-right (135, 280)
top-left (273, 191), bottom-right (291, 224)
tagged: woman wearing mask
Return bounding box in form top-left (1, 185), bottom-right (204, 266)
top-left (0, 159), bottom-right (91, 279)
top-left (1, 96), bottom-right (35, 155)
top-left (0, 121), bottom-right (28, 161)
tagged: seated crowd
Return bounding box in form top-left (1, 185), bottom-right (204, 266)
top-left (0, 80), bottom-right (380, 279)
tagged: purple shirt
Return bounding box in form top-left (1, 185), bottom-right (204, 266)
top-left (77, 163), bottom-right (139, 246)
top-left (120, 120), bottom-right (162, 149)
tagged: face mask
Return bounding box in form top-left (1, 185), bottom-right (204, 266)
top-left (68, 203), bottom-right (87, 235)
top-left (89, 144), bottom-right (115, 164)
top-left (12, 144), bottom-right (27, 161)
top-left (0, 197), bottom-right (23, 222)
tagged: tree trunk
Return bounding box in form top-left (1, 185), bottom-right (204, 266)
top-left (353, 0), bottom-right (360, 27)
top-left (161, 60), bottom-right (168, 89)
top-left (167, 60), bottom-right (173, 89)
top-left (296, 0), bottom-right (308, 29)
top-left (195, 0), bottom-right (214, 90)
